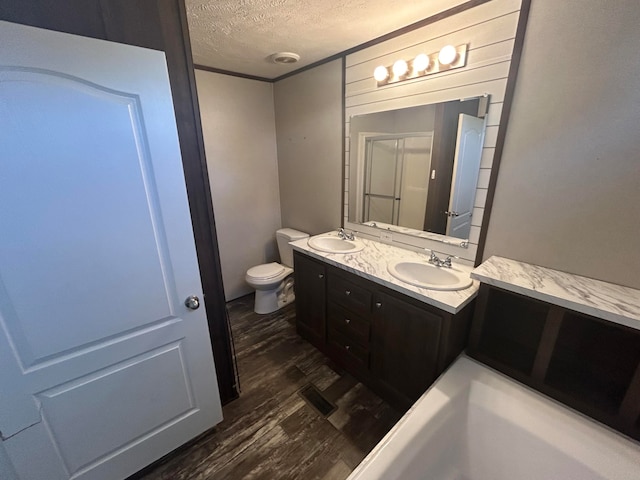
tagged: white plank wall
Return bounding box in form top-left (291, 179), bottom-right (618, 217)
top-left (344, 0), bottom-right (523, 264)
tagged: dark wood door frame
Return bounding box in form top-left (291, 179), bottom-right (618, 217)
top-left (0, 0), bottom-right (239, 404)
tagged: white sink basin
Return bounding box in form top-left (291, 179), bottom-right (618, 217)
top-left (387, 259), bottom-right (473, 291)
top-left (307, 235), bottom-right (365, 254)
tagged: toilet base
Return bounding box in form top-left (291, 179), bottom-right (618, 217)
top-left (254, 278), bottom-right (295, 314)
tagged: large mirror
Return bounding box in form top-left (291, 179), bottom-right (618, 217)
top-left (348, 96), bottom-right (489, 246)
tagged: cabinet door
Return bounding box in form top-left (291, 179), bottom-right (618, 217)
top-left (294, 253), bottom-right (326, 346)
top-left (371, 291), bottom-right (443, 401)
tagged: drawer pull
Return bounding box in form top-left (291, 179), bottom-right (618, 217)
top-left (375, 302), bottom-right (382, 308)
top-left (344, 318), bottom-right (351, 324)
top-left (318, 273), bottom-right (324, 279)
top-left (345, 345), bottom-right (351, 351)
top-left (345, 290), bottom-right (351, 296)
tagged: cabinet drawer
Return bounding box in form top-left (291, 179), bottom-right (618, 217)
top-left (327, 272), bottom-right (371, 316)
top-left (327, 302), bottom-right (370, 347)
top-left (328, 328), bottom-right (369, 367)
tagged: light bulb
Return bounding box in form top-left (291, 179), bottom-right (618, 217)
top-left (373, 65), bottom-right (389, 82)
top-left (413, 53), bottom-right (430, 72)
top-left (438, 45), bottom-right (458, 66)
top-left (392, 59), bottom-right (408, 77)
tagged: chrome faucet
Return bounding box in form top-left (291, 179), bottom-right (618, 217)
top-left (428, 250), bottom-right (453, 268)
top-left (337, 228), bottom-right (355, 241)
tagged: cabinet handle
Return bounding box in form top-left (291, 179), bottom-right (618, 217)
top-left (318, 273), bottom-right (324, 279)
top-left (345, 290), bottom-right (351, 296)
top-left (375, 302), bottom-right (382, 308)
top-left (345, 318), bottom-right (351, 324)
top-left (345, 345), bottom-right (351, 351)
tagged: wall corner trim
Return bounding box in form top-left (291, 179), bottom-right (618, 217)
top-left (474, 0), bottom-right (533, 266)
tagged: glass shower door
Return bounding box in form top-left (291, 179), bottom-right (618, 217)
top-left (363, 138), bottom-right (402, 224)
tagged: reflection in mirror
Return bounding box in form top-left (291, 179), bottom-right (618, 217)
top-left (348, 96), bottom-right (488, 244)
top-left (362, 133), bottom-right (433, 228)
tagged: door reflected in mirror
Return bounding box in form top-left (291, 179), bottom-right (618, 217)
top-left (348, 97), bottom-right (488, 243)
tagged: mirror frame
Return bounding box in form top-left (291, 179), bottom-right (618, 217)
top-left (347, 96), bottom-right (488, 248)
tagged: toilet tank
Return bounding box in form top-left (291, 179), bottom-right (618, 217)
top-left (276, 228), bottom-right (309, 268)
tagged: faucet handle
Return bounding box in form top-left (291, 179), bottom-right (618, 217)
top-left (428, 249), bottom-right (455, 268)
top-left (337, 228), bottom-right (354, 241)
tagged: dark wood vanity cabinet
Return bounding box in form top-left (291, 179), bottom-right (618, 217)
top-left (324, 267), bottom-right (374, 378)
top-left (294, 253), bottom-right (327, 347)
top-left (294, 251), bottom-right (473, 410)
top-left (371, 291), bottom-right (443, 401)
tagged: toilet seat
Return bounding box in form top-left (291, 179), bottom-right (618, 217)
top-left (246, 262), bottom-right (285, 280)
top-left (246, 262), bottom-right (293, 287)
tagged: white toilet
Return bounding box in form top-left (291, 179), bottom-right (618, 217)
top-left (245, 228), bottom-right (309, 314)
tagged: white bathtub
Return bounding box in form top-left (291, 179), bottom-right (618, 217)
top-left (348, 356), bottom-right (640, 480)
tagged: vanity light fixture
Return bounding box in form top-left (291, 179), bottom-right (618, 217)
top-left (373, 65), bottom-right (389, 82)
top-left (413, 53), bottom-right (430, 73)
top-left (374, 44), bottom-right (468, 87)
top-left (392, 59), bottom-right (409, 77)
top-left (438, 45), bottom-right (458, 66)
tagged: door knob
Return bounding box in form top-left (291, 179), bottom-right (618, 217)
top-left (345, 290), bottom-right (351, 296)
top-left (184, 295), bottom-right (200, 310)
top-left (318, 273), bottom-right (324, 279)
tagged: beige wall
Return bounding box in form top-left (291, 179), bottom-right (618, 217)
top-left (195, 70), bottom-right (282, 300)
top-left (483, 0), bottom-right (640, 288)
top-left (274, 59), bottom-right (344, 235)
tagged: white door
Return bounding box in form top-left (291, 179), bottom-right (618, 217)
top-left (0, 21), bottom-right (222, 480)
top-left (446, 114), bottom-right (485, 239)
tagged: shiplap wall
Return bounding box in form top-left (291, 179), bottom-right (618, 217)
top-left (344, 0), bottom-right (523, 264)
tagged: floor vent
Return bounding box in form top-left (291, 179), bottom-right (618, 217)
top-left (298, 384), bottom-right (337, 417)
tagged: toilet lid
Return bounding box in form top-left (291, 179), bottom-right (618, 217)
top-left (247, 262), bottom-right (285, 280)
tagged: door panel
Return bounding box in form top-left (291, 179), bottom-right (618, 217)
top-left (38, 343), bottom-right (193, 475)
top-left (1, 69), bottom-right (173, 364)
top-left (446, 113), bottom-right (485, 238)
top-left (0, 20), bottom-right (222, 480)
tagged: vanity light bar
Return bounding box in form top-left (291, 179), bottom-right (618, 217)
top-left (373, 44), bottom-right (469, 87)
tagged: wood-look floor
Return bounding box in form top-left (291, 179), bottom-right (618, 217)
top-left (140, 294), bottom-right (402, 480)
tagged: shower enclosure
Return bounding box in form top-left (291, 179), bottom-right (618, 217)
top-left (362, 133), bottom-right (433, 231)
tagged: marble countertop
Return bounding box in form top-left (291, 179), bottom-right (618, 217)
top-left (291, 232), bottom-right (478, 314)
top-left (471, 256), bottom-right (640, 331)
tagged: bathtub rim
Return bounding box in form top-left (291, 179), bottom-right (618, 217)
top-left (347, 354), bottom-right (640, 480)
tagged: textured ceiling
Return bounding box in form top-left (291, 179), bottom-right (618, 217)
top-left (186, 0), bottom-right (466, 79)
